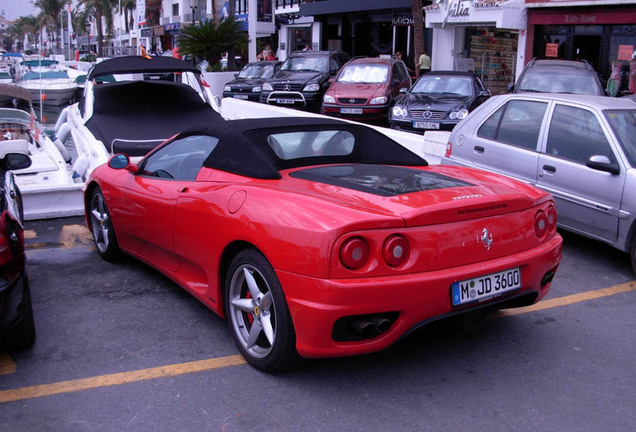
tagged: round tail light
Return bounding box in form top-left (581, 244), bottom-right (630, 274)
top-left (547, 205), bottom-right (557, 233)
top-left (339, 237), bottom-right (369, 270)
top-left (534, 210), bottom-right (548, 239)
top-left (382, 235), bottom-right (410, 268)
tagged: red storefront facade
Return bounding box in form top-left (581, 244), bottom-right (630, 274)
top-left (526, 1), bottom-right (636, 92)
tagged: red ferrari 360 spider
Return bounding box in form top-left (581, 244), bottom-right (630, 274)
top-left (85, 117), bottom-right (562, 371)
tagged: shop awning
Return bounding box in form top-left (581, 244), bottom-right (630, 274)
top-left (425, 0), bottom-right (526, 30)
top-left (300, 0), bottom-right (411, 16)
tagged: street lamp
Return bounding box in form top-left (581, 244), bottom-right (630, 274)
top-left (85, 19), bottom-right (91, 57)
top-left (188, 0), bottom-right (197, 65)
top-left (189, 0), bottom-right (197, 26)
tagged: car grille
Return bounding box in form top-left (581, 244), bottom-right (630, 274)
top-left (337, 98), bottom-right (367, 105)
top-left (273, 83), bottom-right (303, 91)
top-left (409, 110), bottom-right (447, 120)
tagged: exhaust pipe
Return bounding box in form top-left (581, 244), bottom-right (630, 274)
top-left (350, 319), bottom-right (377, 338)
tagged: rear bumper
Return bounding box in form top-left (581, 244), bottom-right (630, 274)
top-left (277, 235), bottom-right (562, 359)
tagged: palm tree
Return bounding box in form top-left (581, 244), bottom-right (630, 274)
top-left (178, 16), bottom-right (249, 70)
top-left (8, 16), bottom-right (40, 52)
top-left (34, 0), bottom-right (68, 50)
top-left (78, 0), bottom-right (118, 57)
top-left (412, 0), bottom-right (424, 78)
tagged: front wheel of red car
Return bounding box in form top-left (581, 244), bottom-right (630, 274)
top-left (225, 249), bottom-right (299, 372)
top-left (89, 187), bottom-right (120, 261)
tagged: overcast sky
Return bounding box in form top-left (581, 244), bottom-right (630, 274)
top-left (1, 0), bottom-right (39, 21)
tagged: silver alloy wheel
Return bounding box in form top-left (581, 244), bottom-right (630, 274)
top-left (90, 193), bottom-right (110, 254)
top-left (228, 264), bottom-right (276, 359)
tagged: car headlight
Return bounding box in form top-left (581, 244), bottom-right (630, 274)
top-left (456, 109), bottom-right (469, 119)
top-left (252, 86), bottom-right (261, 93)
top-left (263, 83), bottom-right (273, 91)
top-left (323, 94), bottom-right (335, 104)
top-left (224, 85), bottom-right (231, 92)
top-left (303, 83), bottom-right (320, 92)
top-left (391, 106), bottom-right (408, 118)
top-left (370, 96), bottom-right (388, 105)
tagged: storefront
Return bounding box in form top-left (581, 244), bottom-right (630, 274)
top-left (425, 0), bottom-right (527, 94)
top-left (526, 2), bottom-right (636, 94)
top-left (296, 0), bottom-right (423, 68)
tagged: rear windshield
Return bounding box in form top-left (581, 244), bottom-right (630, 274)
top-left (267, 130), bottom-right (355, 160)
top-left (517, 67), bottom-right (602, 95)
top-left (605, 109), bottom-right (636, 165)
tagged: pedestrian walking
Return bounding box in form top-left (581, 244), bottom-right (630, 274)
top-left (417, 49), bottom-right (431, 75)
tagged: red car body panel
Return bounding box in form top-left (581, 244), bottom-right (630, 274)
top-left (89, 155), bottom-right (562, 358)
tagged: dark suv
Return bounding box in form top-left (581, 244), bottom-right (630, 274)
top-left (260, 51), bottom-right (349, 112)
top-left (509, 59), bottom-right (604, 95)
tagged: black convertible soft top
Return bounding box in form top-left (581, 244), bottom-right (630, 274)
top-left (176, 117), bottom-right (428, 180)
top-left (86, 80), bottom-right (223, 156)
top-left (88, 55), bottom-right (200, 80)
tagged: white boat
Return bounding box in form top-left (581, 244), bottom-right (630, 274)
top-left (57, 55), bottom-right (222, 181)
top-left (0, 84), bottom-right (83, 219)
top-left (19, 70), bottom-right (78, 106)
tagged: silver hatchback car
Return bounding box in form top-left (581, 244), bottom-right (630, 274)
top-left (443, 94), bottom-right (636, 271)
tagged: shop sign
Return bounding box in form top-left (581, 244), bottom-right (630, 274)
top-left (164, 23), bottom-right (180, 32)
top-left (153, 25), bottom-right (164, 36)
top-left (618, 45), bottom-right (634, 61)
top-left (439, 0), bottom-right (472, 27)
top-left (545, 43), bottom-right (558, 58)
top-left (564, 14), bottom-right (597, 24)
top-left (140, 28), bottom-right (152, 38)
top-left (392, 14), bottom-right (414, 26)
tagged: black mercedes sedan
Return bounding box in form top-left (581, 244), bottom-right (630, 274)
top-left (223, 61), bottom-right (281, 102)
top-left (389, 71), bottom-right (491, 133)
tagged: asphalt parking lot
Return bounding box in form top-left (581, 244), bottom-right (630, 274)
top-left (0, 216), bottom-right (635, 431)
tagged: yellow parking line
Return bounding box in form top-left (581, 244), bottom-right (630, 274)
top-left (0, 354), bottom-right (16, 375)
top-left (1, 281), bottom-right (634, 403)
top-left (495, 281), bottom-right (636, 317)
top-left (0, 354), bottom-right (246, 403)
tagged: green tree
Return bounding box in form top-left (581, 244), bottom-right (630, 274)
top-left (34, 0), bottom-right (69, 49)
top-left (78, 0), bottom-right (118, 57)
top-left (177, 17), bottom-right (249, 71)
top-left (8, 16), bottom-right (40, 52)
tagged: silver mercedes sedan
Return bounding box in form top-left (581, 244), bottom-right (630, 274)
top-left (443, 93), bottom-right (636, 272)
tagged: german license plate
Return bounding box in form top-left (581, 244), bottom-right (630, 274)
top-left (233, 94), bottom-right (248, 99)
top-left (277, 98), bottom-right (296, 104)
top-left (341, 108), bottom-right (363, 114)
top-left (451, 267), bottom-right (521, 306)
top-left (414, 121), bottom-right (440, 129)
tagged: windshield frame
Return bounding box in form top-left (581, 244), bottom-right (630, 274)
top-left (605, 109), bottom-right (636, 166)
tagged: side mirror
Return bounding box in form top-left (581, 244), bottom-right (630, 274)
top-left (234, 73), bottom-right (239, 77)
top-left (399, 88), bottom-right (408, 94)
top-left (478, 90), bottom-right (491, 98)
top-left (2, 153), bottom-right (32, 170)
top-left (507, 83), bottom-right (515, 93)
top-left (108, 153), bottom-right (138, 173)
top-left (586, 155), bottom-right (620, 175)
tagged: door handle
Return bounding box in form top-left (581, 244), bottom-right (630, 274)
top-left (178, 186), bottom-right (188, 193)
top-left (542, 165), bottom-right (556, 173)
top-left (474, 146), bottom-right (485, 153)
